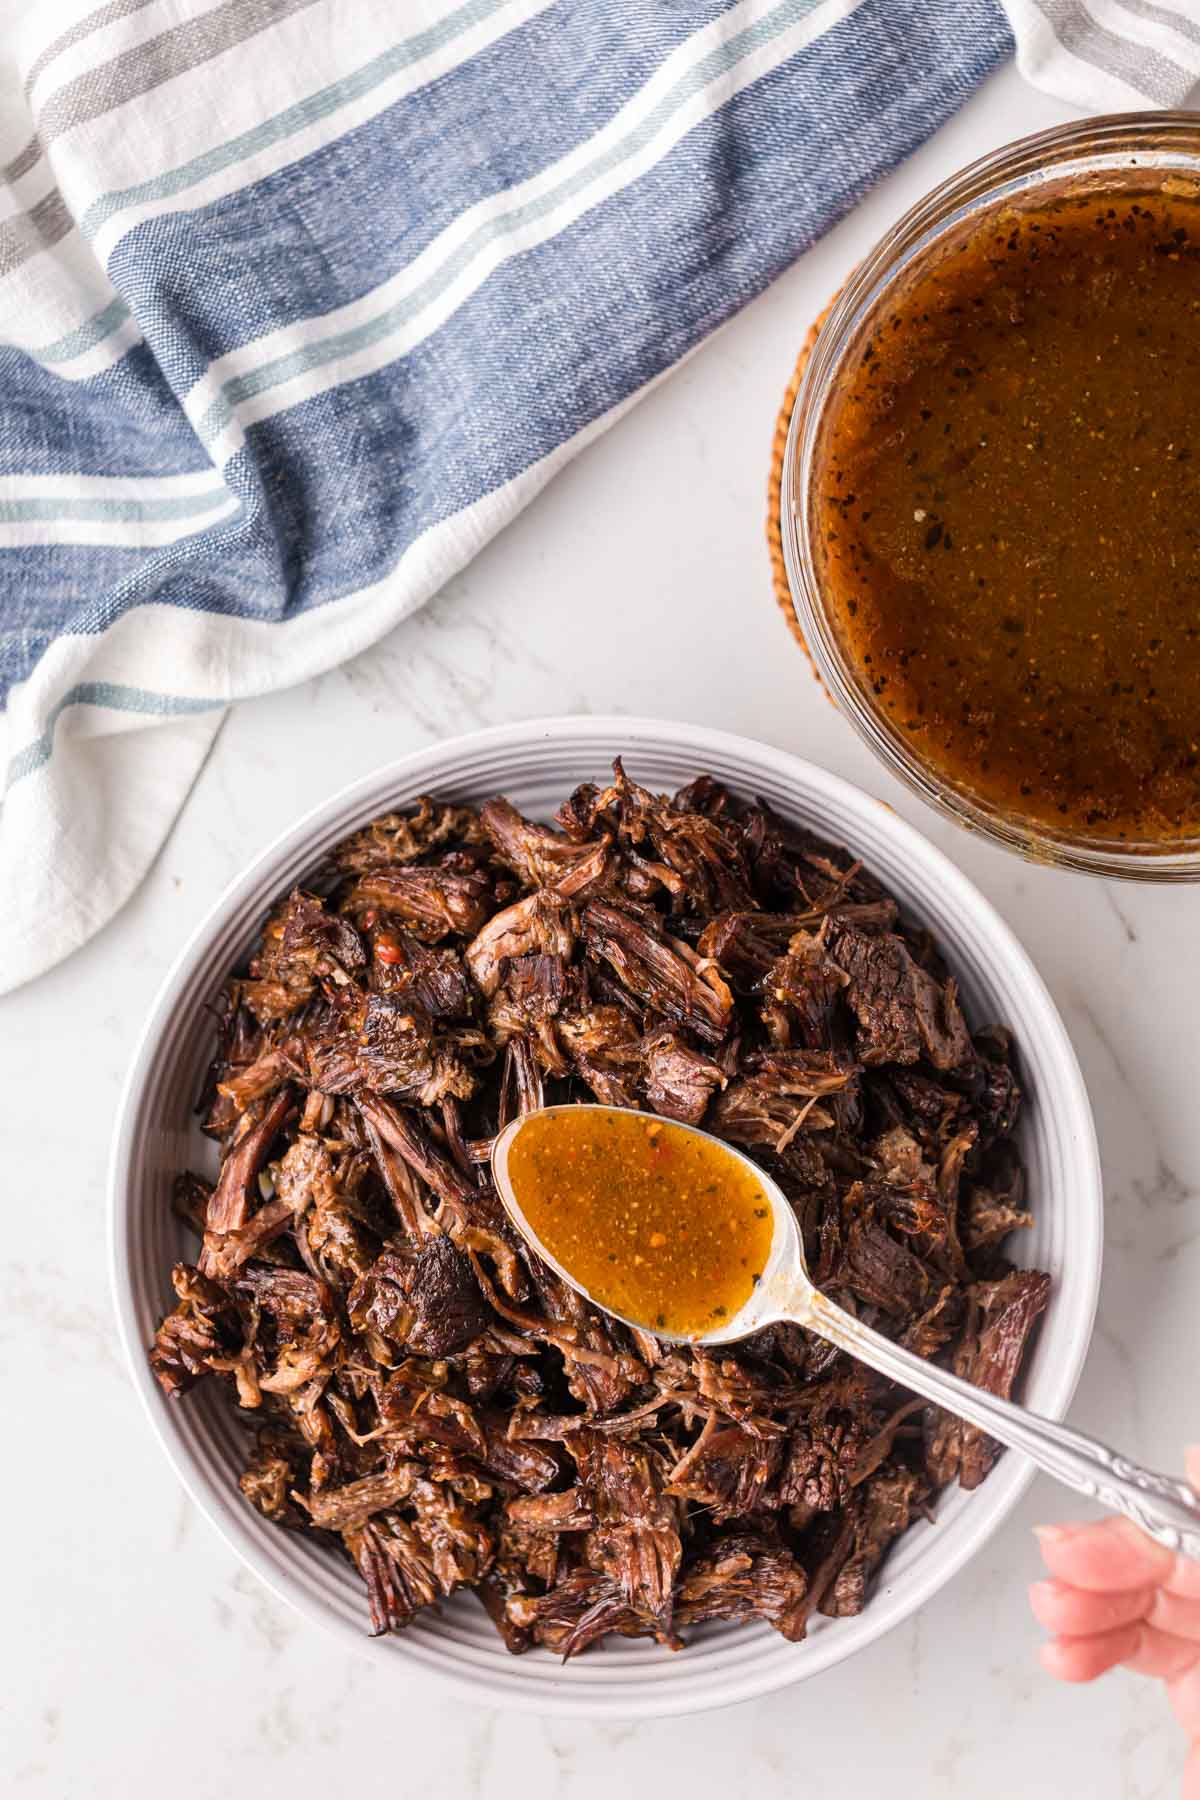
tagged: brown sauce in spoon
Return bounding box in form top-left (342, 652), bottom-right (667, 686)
top-left (506, 1109), bottom-right (774, 1337)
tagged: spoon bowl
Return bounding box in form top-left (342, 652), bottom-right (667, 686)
top-left (491, 1103), bottom-right (810, 1347)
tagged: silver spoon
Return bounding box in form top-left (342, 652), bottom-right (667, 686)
top-left (493, 1104), bottom-right (1200, 1557)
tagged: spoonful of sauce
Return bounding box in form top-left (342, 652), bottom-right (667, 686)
top-left (493, 1104), bottom-right (1200, 1556)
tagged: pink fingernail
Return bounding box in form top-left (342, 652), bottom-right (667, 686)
top-left (1033, 1524), bottom-right (1069, 1544)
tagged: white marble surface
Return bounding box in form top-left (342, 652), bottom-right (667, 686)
top-left (5, 61), bottom-right (1200, 1800)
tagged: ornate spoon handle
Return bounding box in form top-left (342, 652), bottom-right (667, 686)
top-left (804, 1292), bottom-right (1200, 1557)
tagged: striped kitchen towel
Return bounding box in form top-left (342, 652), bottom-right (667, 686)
top-left (1, 0), bottom-right (1197, 993)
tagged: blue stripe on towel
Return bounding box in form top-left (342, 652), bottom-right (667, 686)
top-left (105, 0), bottom-right (737, 399)
top-left (0, 0), bottom-right (1011, 713)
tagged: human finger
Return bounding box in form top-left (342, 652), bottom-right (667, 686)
top-left (1029, 1579), bottom-right (1153, 1638)
top-left (1168, 1661), bottom-right (1200, 1741)
top-left (1039, 1623), bottom-right (1142, 1682)
top-left (1033, 1577), bottom-right (1200, 1641)
top-left (1119, 1625), bottom-right (1200, 1683)
top-left (1183, 1742), bottom-right (1200, 1800)
top-left (1035, 1518), bottom-right (1175, 1593)
top-left (1147, 1586), bottom-right (1200, 1642)
top-left (1041, 1622), bottom-right (1200, 1685)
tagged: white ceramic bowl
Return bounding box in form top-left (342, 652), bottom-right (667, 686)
top-left (109, 717), bottom-right (1102, 1719)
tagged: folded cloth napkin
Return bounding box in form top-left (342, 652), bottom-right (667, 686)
top-left (1, 0), bottom-right (1197, 994)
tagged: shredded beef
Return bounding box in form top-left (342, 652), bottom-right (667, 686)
top-left (150, 764), bottom-right (1048, 1653)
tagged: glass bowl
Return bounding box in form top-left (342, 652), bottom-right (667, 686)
top-left (779, 112), bottom-right (1200, 880)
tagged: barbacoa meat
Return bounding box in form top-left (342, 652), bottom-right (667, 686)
top-left (150, 763), bottom-right (1049, 1655)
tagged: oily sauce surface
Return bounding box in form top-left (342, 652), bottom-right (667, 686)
top-left (815, 185), bottom-right (1200, 846)
top-left (507, 1109), bottom-right (774, 1337)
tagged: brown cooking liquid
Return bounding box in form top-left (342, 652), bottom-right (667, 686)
top-left (506, 1109), bottom-right (774, 1337)
top-left (815, 186), bottom-right (1200, 845)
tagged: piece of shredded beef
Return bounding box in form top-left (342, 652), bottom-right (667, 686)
top-left (150, 763), bottom-right (1048, 1654)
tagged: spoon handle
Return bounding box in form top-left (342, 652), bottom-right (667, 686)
top-left (804, 1291), bottom-right (1200, 1557)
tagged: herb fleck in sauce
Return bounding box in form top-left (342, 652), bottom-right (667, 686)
top-left (506, 1109), bottom-right (773, 1338)
top-left (815, 185), bottom-right (1200, 847)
